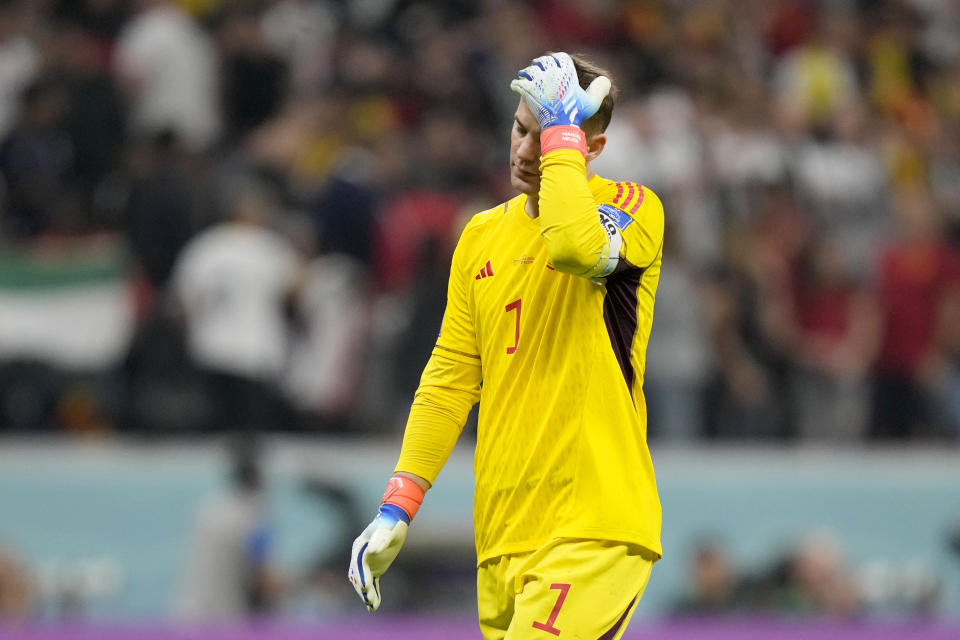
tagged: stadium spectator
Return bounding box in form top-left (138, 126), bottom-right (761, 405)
top-left (283, 252), bottom-right (371, 429)
top-left (0, 0), bottom-right (958, 445)
top-left (114, 0), bottom-right (221, 151)
top-left (0, 1), bottom-right (39, 141)
top-left (671, 538), bottom-right (742, 615)
top-left (120, 132), bottom-right (199, 292)
top-left (645, 226), bottom-right (712, 441)
top-left (50, 22), bottom-right (126, 218)
top-left (50, 0), bottom-right (129, 43)
top-left (705, 187), bottom-right (808, 440)
top-left (773, 4), bottom-right (861, 134)
top-left (790, 237), bottom-right (882, 441)
top-left (120, 297), bottom-right (211, 434)
top-left (872, 186), bottom-right (960, 439)
top-left (171, 176), bottom-right (301, 432)
top-left (775, 530), bottom-right (863, 619)
top-left (0, 546), bottom-right (33, 621)
top-left (259, 0), bottom-right (338, 92)
top-left (0, 79), bottom-right (77, 238)
top-left (792, 109), bottom-right (889, 281)
top-left (215, 7), bottom-right (287, 144)
top-left (175, 438), bottom-right (281, 620)
top-left (708, 80), bottom-right (790, 224)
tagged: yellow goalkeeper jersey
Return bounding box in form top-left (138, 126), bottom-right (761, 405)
top-left (396, 150), bottom-right (664, 565)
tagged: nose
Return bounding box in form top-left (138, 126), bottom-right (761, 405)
top-left (517, 135), bottom-right (540, 164)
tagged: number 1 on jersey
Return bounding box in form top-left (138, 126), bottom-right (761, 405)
top-left (505, 298), bottom-right (522, 354)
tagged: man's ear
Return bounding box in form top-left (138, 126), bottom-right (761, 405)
top-left (585, 133), bottom-right (607, 164)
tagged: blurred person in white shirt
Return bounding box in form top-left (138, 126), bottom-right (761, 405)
top-left (0, 1), bottom-right (39, 141)
top-left (594, 90), bottom-right (723, 271)
top-left (176, 438), bottom-right (281, 621)
top-left (283, 252), bottom-right (370, 428)
top-left (792, 109), bottom-right (888, 282)
top-left (172, 177), bottom-right (300, 432)
top-left (114, 0), bottom-right (221, 151)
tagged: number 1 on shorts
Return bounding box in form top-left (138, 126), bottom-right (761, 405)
top-left (532, 582), bottom-right (570, 636)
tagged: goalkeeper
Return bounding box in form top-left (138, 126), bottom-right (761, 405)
top-left (349, 52), bottom-right (665, 640)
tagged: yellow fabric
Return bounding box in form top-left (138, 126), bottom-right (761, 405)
top-left (396, 155), bottom-right (665, 565)
top-left (797, 47), bottom-right (848, 121)
top-left (477, 538), bottom-right (656, 640)
top-left (537, 149), bottom-right (610, 276)
top-left (173, 0), bottom-right (221, 17)
top-left (393, 351), bottom-right (481, 484)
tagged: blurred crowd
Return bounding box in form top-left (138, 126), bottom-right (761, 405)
top-left (1, 0), bottom-right (960, 442)
top-left (672, 529), bottom-right (944, 620)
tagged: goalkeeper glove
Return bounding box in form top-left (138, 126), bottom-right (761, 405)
top-left (348, 475), bottom-right (425, 611)
top-left (510, 52), bottom-right (611, 155)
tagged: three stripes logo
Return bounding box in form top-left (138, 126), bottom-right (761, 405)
top-left (475, 260), bottom-right (495, 280)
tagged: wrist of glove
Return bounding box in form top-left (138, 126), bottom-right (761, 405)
top-left (540, 125), bottom-right (588, 156)
top-left (510, 52), bottom-right (610, 155)
top-left (348, 475), bottom-right (425, 611)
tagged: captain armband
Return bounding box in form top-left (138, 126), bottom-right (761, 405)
top-left (594, 203), bottom-right (632, 278)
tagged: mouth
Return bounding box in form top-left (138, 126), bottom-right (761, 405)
top-left (514, 167), bottom-right (540, 180)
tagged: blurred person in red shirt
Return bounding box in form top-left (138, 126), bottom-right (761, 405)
top-left (872, 185), bottom-right (960, 439)
top-left (790, 237), bottom-right (881, 442)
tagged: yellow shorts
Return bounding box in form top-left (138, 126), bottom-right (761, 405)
top-left (476, 538), bottom-right (656, 640)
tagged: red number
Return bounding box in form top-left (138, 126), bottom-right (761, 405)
top-left (532, 583), bottom-right (570, 636)
top-left (505, 299), bottom-right (522, 354)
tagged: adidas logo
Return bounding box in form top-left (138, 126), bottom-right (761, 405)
top-left (475, 260), bottom-right (495, 280)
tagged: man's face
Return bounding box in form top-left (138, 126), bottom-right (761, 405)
top-left (509, 100), bottom-right (541, 195)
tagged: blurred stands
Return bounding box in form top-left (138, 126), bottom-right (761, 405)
top-left (1, 0), bottom-right (960, 626)
top-left (1, 0), bottom-right (959, 441)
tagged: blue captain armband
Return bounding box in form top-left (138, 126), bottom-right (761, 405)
top-left (595, 204), bottom-right (631, 278)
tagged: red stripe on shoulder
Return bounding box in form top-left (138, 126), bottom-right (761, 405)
top-left (629, 184), bottom-right (645, 214)
top-left (613, 182), bottom-right (624, 204)
top-left (623, 183), bottom-right (635, 209)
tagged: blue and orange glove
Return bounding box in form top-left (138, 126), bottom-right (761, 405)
top-left (348, 475), bottom-right (425, 611)
top-left (510, 52), bottom-right (611, 156)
